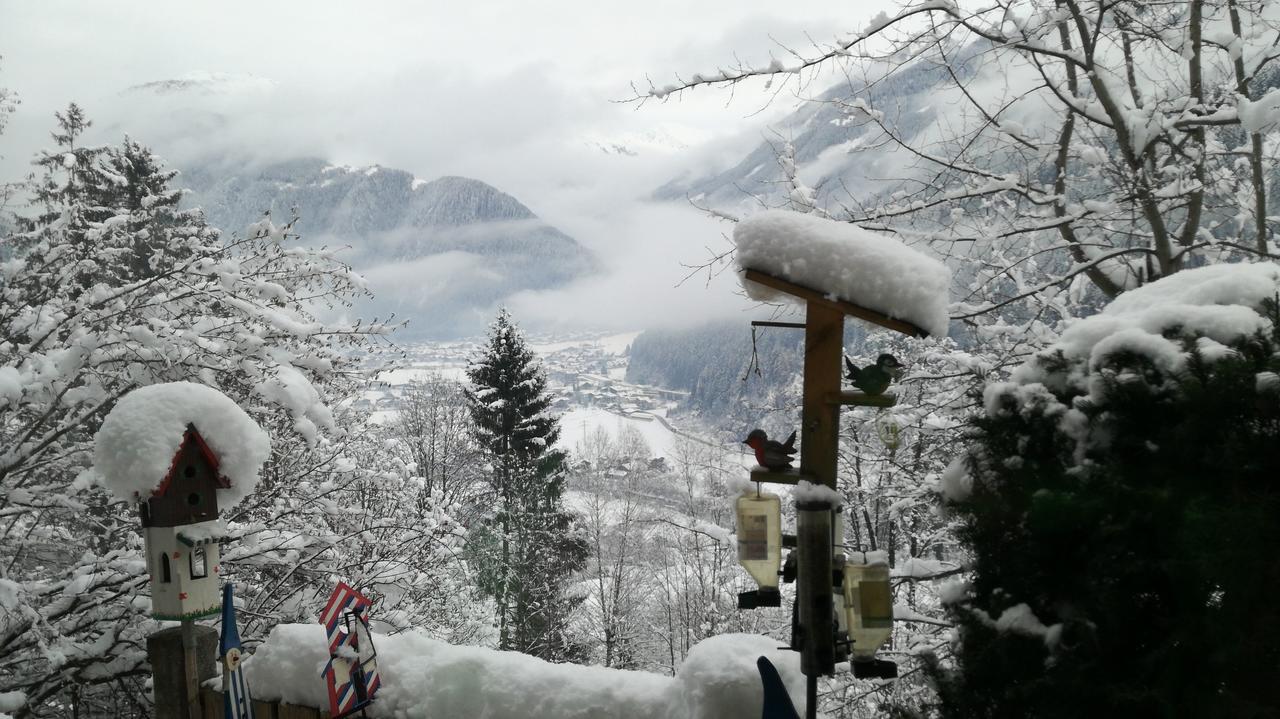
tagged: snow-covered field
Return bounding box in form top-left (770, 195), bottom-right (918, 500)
top-left (528, 330), bottom-right (642, 356)
top-left (555, 407), bottom-right (677, 459)
top-left (376, 365), bottom-right (468, 384)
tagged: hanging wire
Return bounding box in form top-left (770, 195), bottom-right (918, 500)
top-left (742, 325), bottom-right (764, 382)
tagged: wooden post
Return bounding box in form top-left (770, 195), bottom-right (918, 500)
top-left (182, 620), bottom-right (200, 719)
top-left (800, 302), bottom-right (844, 488)
top-left (148, 624), bottom-right (217, 719)
top-left (796, 301), bottom-right (843, 709)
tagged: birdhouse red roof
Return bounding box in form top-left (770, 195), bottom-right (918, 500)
top-left (140, 424), bottom-right (230, 528)
top-left (153, 425), bottom-right (231, 497)
top-left (94, 382), bottom-right (270, 510)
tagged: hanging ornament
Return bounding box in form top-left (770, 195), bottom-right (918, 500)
top-left (875, 411), bottom-right (902, 451)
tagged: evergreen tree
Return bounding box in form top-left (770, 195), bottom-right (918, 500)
top-left (465, 308), bottom-right (587, 660)
top-left (98, 136), bottom-right (200, 279)
top-left (15, 103), bottom-right (116, 291)
top-left (932, 286), bottom-right (1280, 717)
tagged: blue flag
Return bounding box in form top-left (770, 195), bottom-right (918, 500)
top-left (220, 583), bottom-right (255, 719)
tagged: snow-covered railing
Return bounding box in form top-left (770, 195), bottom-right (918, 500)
top-left (218, 624), bottom-right (805, 719)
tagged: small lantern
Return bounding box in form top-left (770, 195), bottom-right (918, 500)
top-left (875, 412), bottom-right (902, 451)
top-left (736, 489), bottom-right (782, 607)
top-left (843, 556), bottom-right (893, 663)
top-left (140, 425), bottom-right (227, 620)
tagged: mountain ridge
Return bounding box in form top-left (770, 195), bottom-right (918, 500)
top-left (178, 157), bottom-right (596, 338)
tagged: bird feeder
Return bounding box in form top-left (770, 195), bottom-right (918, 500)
top-left (843, 556), bottom-right (896, 677)
top-left (140, 425), bottom-right (228, 620)
top-left (736, 489), bottom-right (782, 608)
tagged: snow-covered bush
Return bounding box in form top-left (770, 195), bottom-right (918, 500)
top-left (932, 263), bottom-right (1280, 717)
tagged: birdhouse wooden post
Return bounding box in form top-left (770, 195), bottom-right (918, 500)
top-left (94, 381), bottom-right (271, 719)
top-left (141, 424), bottom-right (228, 621)
top-left (737, 268), bottom-right (930, 715)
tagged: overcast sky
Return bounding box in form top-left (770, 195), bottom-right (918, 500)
top-left (0, 1), bottom-right (890, 333)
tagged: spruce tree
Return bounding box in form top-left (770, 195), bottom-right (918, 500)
top-left (465, 309), bottom-right (587, 660)
top-left (16, 104), bottom-right (115, 291)
top-left (99, 136), bottom-right (204, 279)
top-left (932, 291), bottom-right (1280, 718)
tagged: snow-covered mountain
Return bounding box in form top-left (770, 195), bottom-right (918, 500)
top-left (653, 47), bottom-right (979, 212)
top-left (180, 157), bottom-right (596, 337)
top-left (583, 128), bottom-right (690, 157)
top-left (123, 71), bottom-right (278, 97)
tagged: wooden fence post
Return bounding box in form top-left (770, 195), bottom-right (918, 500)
top-left (149, 625), bottom-right (217, 718)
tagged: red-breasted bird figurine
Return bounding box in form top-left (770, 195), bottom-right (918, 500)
top-left (743, 429), bottom-right (797, 470)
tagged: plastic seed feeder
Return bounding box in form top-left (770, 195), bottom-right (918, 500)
top-left (843, 557), bottom-right (897, 678)
top-left (736, 489), bottom-right (782, 608)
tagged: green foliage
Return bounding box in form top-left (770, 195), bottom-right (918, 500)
top-left (465, 309), bottom-right (588, 660)
top-left (933, 299), bottom-right (1280, 718)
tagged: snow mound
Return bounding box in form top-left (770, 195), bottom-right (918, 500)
top-left (93, 382), bottom-right (270, 506)
top-left (244, 624), bottom-right (805, 718)
top-left (734, 210), bottom-right (950, 336)
top-left (1013, 262), bottom-right (1280, 388)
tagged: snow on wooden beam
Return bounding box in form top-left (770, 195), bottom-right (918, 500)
top-left (743, 269), bottom-right (930, 338)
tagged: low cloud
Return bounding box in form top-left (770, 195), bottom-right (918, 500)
top-left (0, 0), bottom-right (889, 337)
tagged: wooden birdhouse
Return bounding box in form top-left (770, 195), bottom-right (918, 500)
top-left (141, 424), bottom-right (227, 621)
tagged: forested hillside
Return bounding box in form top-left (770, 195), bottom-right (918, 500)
top-left (626, 319), bottom-right (878, 431)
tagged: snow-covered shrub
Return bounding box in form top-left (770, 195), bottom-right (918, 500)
top-left (932, 264), bottom-right (1280, 717)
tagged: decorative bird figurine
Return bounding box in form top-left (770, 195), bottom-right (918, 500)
top-left (844, 353), bottom-right (904, 395)
top-left (743, 429), bottom-right (797, 470)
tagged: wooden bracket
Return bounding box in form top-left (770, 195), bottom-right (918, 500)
top-left (826, 391), bottom-right (898, 408)
top-left (750, 320), bottom-right (807, 329)
top-left (748, 467), bottom-right (807, 486)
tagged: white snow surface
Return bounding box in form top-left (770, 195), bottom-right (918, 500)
top-left (556, 407), bottom-right (674, 460)
top-left (939, 456), bottom-right (973, 502)
top-left (793, 480), bottom-right (843, 505)
top-left (92, 382), bottom-right (270, 506)
top-left (1013, 262), bottom-right (1280, 388)
top-left (0, 691), bottom-right (25, 713)
top-left (255, 365), bottom-right (333, 446)
top-left (734, 210), bottom-right (950, 336)
top-left (244, 624), bottom-right (805, 718)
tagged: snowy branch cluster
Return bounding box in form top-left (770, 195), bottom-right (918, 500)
top-left (0, 106), bottom-right (485, 716)
top-left (653, 1), bottom-right (1280, 340)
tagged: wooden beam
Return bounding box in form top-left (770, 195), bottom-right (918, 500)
top-left (826, 391), bottom-right (898, 407)
top-left (750, 320), bottom-right (806, 329)
top-left (800, 302), bottom-right (844, 491)
top-left (743, 268), bottom-right (929, 338)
